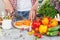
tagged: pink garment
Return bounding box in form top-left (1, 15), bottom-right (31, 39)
top-left (9, 0), bottom-right (36, 9)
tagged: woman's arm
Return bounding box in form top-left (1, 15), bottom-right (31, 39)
top-left (31, 0), bottom-right (38, 10)
top-left (29, 0), bottom-right (38, 21)
top-left (3, 0), bottom-right (11, 6)
top-left (3, 0), bottom-right (14, 13)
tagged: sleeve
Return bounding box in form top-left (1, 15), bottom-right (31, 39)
top-left (9, 0), bottom-right (17, 9)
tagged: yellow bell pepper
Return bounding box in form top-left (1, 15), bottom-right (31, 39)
top-left (39, 25), bottom-right (48, 34)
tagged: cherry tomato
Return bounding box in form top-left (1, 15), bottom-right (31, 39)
top-left (37, 34), bottom-right (42, 38)
top-left (48, 18), bottom-right (52, 22)
top-left (34, 32), bottom-right (42, 38)
top-left (35, 28), bottom-right (39, 32)
top-left (47, 24), bottom-right (52, 28)
top-left (58, 32), bottom-right (60, 36)
top-left (36, 18), bottom-right (42, 22)
top-left (34, 33), bottom-right (38, 37)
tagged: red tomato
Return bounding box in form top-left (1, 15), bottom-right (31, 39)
top-left (32, 20), bottom-right (41, 30)
top-left (48, 18), bottom-right (52, 22)
top-left (34, 33), bottom-right (38, 37)
top-left (37, 34), bottom-right (42, 38)
top-left (35, 28), bottom-right (39, 32)
top-left (47, 24), bottom-right (52, 28)
top-left (39, 18), bottom-right (42, 22)
top-left (58, 32), bottom-right (60, 36)
top-left (36, 18), bottom-right (42, 24)
top-left (34, 32), bottom-right (42, 38)
top-left (36, 18), bottom-right (42, 22)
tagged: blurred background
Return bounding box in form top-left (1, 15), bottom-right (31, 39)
top-left (0, 0), bottom-right (5, 17)
top-left (0, 0), bottom-right (5, 12)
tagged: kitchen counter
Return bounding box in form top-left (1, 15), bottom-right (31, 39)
top-left (0, 27), bottom-right (60, 40)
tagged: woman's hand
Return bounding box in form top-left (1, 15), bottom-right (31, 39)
top-left (29, 0), bottom-right (38, 21)
top-left (29, 9), bottom-right (36, 22)
top-left (3, 0), bottom-right (14, 13)
top-left (5, 5), bottom-right (14, 13)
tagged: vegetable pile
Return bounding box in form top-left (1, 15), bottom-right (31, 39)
top-left (28, 17), bottom-right (60, 38)
top-left (27, 0), bottom-right (60, 39)
top-left (28, 0), bottom-right (60, 38)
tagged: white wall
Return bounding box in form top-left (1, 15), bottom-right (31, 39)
top-left (0, 0), bottom-right (5, 11)
top-left (0, 0), bottom-right (6, 17)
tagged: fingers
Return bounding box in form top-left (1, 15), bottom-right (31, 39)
top-left (28, 10), bottom-right (36, 22)
top-left (11, 13), bottom-right (14, 19)
top-left (5, 9), bottom-right (14, 14)
top-left (5, 5), bottom-right (14, 14)
top-left (32, 11), bottom-right (36, 20)
top-left (9, 8), bottom-right (14, 13)
top-left (28, 12), bottom-right (33, 22)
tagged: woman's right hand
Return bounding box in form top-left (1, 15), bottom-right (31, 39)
top-left (5, 5), bottom-right (14, 13)
top-left (3, 0), bottom-right (14, 13)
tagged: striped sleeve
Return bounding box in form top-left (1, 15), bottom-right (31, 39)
top-left (9, 0), bottom-right (17, 9)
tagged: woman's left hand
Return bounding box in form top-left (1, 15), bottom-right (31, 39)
top-left (28, 9), bottom-right (36, 22)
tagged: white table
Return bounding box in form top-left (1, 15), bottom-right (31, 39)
top-left (0, 27), bottom-right (59, 40)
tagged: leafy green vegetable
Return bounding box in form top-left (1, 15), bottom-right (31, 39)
top-left (37, 0), bottom-right (58, 18)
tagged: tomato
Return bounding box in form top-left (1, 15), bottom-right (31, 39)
top-left (48, 18), bottom-right (52, 22)
top-left (36, 18), bottom-right (42, 22)
top-left (47, 24), bottom-right (52, 28)
top-left (36, 17), bottom-right (42, 24)
top-left (37, 34), bottom-right (42, 38)
top-left (34, 33), bottom-right (38, 37)
top-left (32, 20), bottom-right (41, 30)
top-left (35, 28), bottom-right (39, 32)
top-left (34, 32), bottom-right (42, 38)
top-left (58, 32), bottom-right (60, 36)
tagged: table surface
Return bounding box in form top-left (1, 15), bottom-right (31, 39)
top-left (0, 27), bottom-right (59, 40)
